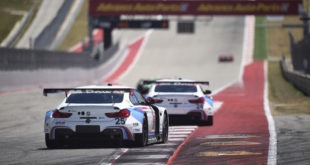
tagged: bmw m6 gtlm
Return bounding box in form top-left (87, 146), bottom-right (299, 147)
top-left (144, 79), bottom-right (213, 126)
top-left (43, 85), bottom-right (168, 148)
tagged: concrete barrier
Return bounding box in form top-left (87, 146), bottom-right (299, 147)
top-left (280, 55), bottom-right (310, 96)
top-left (0, 47), bottom-right (95, 70)
top-left (0, 42), bottom-right (118, 71)
top-left (0, 42), bottom-right (120, 91)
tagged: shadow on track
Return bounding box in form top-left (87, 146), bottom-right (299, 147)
top-left (169, 117), bottom-right (200, 126)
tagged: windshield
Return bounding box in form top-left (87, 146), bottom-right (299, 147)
top-left (65, 93), bottom-right (123, 104)
top-left (154, 85), bottom-right (197, 93)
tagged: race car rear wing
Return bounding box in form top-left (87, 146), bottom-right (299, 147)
top-left (43, 88), bottom-right (132, 97)
top-left (141, 80), bottom-right (209, 86)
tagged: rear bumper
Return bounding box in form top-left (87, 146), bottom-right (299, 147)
top-left (169, 110), bottom-right (210, 121)
top-left (49, 126), bottom-right (134, 141)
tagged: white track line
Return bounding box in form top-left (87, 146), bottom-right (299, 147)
top-left (113, 163), bottom-right (165, 165)
top-left (169, 128), bottom-right (196, 131)
top-left (264, 61), bottom-right (277, 165)
top-left (169, 126), bottom-right (197, 129)
top-left (169, 131), bottom-right (192, 134)
top-left (239, 16), bottom-right (255, 83)
top-left (104, 148), bottom-right (128, 165)
top-left (129, 148), bottom-right (175, 152)
top-left (168, 135), bottom-right (189, 138)
top-left (168, 138), bottom-right (186, 141)
top-left (120, 155), bottom-right (170, 159)
top-left (156, 142), bottom-right (179, 146)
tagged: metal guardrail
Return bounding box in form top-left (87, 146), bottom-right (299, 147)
top-left (280, 55), bottom-right (310, 96)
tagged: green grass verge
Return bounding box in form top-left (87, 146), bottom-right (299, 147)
top-left (265, 15), bottom-right (310, 115)
top-left (57, 0), bottom-right (88, 51)
top-left (0, 0), bottom-right (34, 10)
top-left (253, 16), bottom-right (267, 60)
top-left (268, 62), bottom-right (310, 115)
top-left (0, 0), bottom-right (41, 44)
top-left (0, 11), bottom-right (21, 43)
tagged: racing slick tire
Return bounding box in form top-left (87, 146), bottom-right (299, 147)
top-left (134, 115), bottom-right (148, 147)
top-left (199, 116), bottom-right (213, 126)
top-left (159, 113), bottom-right (168, 143)
top-left (45, 134), bottom-right (57, 149)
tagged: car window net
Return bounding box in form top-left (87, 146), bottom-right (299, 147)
top-left (155, 85), bottom-right (197, 92)
top-left (66, 93), bottom-right (123, 104)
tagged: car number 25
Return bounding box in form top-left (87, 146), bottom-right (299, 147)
top-left (115, 118), bottom-right (125, 125)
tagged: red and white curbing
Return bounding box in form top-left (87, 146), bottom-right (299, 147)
top-left (102, 126), bottom-right (197, 164)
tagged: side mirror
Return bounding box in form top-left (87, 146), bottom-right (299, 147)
top-left (147, 97), bottom-right (155, 105)
top-left (204, 90), bottom-right (212, 95)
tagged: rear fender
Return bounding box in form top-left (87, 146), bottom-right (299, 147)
top-left (203, 96), bottom-right (213, 107)
top-left (130, 108), bottom-right (146, 124)
top-left (44, 110), bottom-right (55, 133)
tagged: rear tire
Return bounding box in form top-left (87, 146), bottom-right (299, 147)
top-left (160, 114), bottom-right (168, 143)
top-left (199, 116), bottom-right (213, 126)
top-left (45, 134), bottom-right (57, 149)
top-left (207, 116), bottom-right (213, 126)
top-left (134, 116), bottom-right (148, 147)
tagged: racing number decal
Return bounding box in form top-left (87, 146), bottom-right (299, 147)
top-left (115, 118), bottom-right (125, 125)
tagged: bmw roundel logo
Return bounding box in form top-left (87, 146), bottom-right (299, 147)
top-left (86, 111), bottom-right (91, 116)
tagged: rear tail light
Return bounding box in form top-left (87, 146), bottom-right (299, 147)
top-left (147, 97), bottom-right (163, 103)
top-left (106, 109), bottom-right (130, 118)
top-left (52, 110), bottom-right (72, 118)
top-left (189, 97), bottom-right (205, 104)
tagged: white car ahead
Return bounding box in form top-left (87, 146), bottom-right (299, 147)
top-left (144, 79), bottom-right (213, 126)
top-left (43, 85), bottom-right (168, 148)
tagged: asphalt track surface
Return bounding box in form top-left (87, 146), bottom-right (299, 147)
top-left (0, 16), bottom-right (271, 165)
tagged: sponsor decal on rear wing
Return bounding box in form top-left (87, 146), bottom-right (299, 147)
top-left (43, 88), bottom-right (133, 96)
top-left (141, 80), bottom-right (209, 86)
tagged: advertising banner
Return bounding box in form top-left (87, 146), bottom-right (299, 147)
top-left (89, 0), bottom-right (302, 16)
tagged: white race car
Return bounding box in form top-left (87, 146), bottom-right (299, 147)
top-left (43, 85), bottom-right (168, 148)
top-left (145, 79), bottom-right (213, 126)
